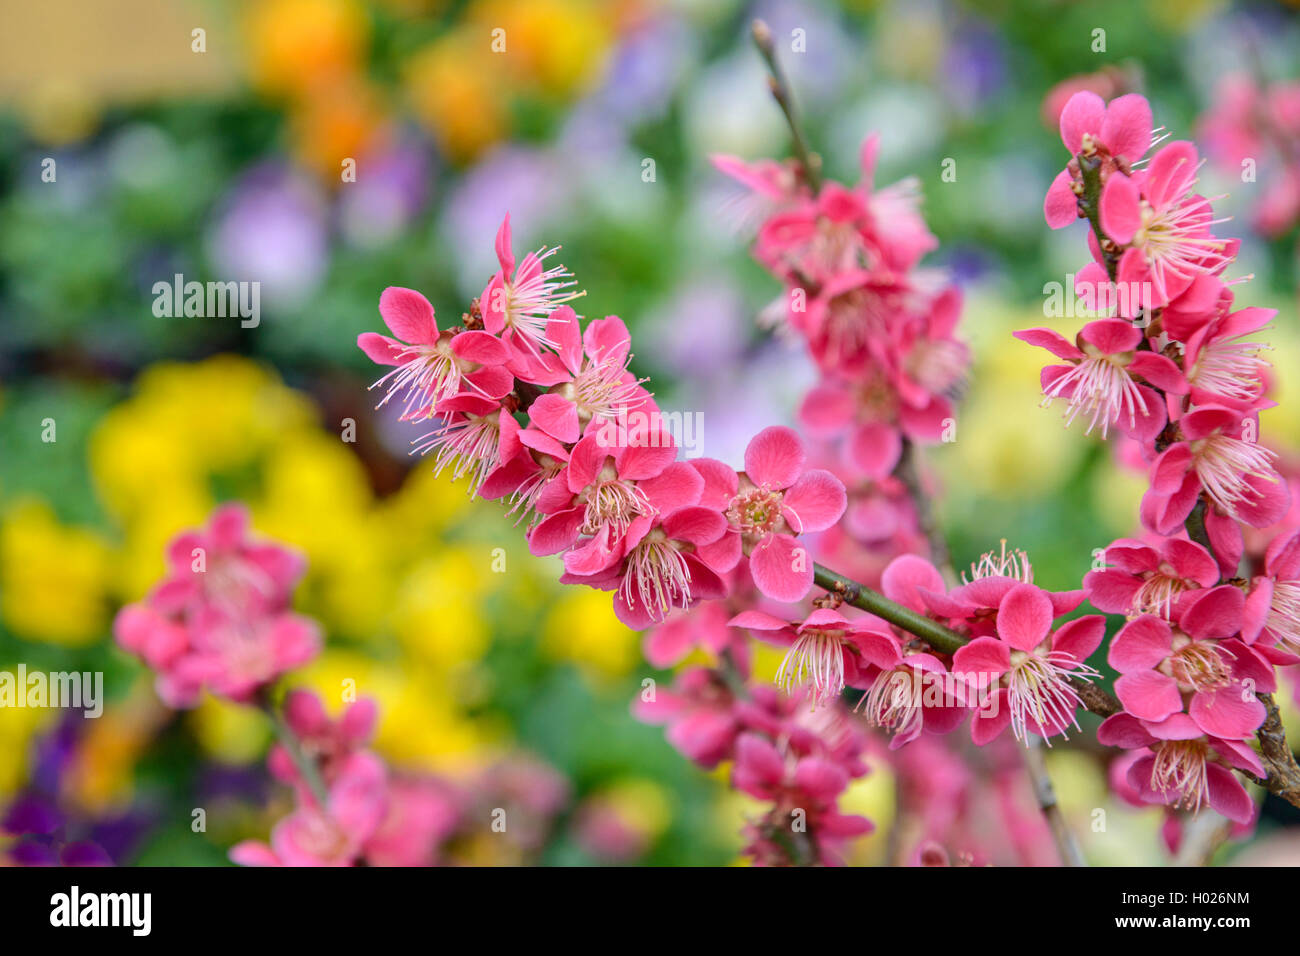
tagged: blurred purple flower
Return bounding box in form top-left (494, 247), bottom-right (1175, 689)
top-left (206, 162), bottom-right (328, 310)
top-left (943, 20), bottom-right (1006, 115)
top-left (339, 136), bottom-right (435, 249)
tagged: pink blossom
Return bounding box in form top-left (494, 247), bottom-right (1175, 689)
top-left (113, 505), bottom-right (319, 708)
top-left (1244, 529), bottom-right (1300, 655)
top-left (480, 213), bottom-right (585, 362)
top-left (1015, 319), bottom-right (1184, 440)
top-left (357, 286), bottom-right (511, 420)
top-left (1098, 712), bottom-right (1261, 823)
top-left (633, 667), bottom-right (742, 768)
top-left (1100, 142), bottom-right (1233, 310)
top-left (269, 690), bottom-right (379, 795)
top-left (1045, 91), bottom-right (1153, 228)
top-left (1178, 306), bottom-right (1273, 410)
top-left (529, 309), bottom-right (650, 444)
top-left (1141, 406), bottom-right (1290, 534)
top-left (952, 584), bottom-right (1105, 744)
top-left (1108, 585), bottom-right (1273, 739)
top-left (230, 752), bottom-right (389, 867)
top-left (728, 606), bottom-right (888, 708)
top-left (1084, 536), bottom-right (1220, 618)
top-left (722, 426), bottom-right (847, 603)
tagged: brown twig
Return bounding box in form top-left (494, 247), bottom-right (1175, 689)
top-left (751, 19), bottom-right (823, 195)
top-left (1024, 735), bottom-right (1087, 866)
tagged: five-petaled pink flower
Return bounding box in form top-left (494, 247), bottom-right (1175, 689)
top-left (1108, 585), bottom-right (1274, 740)
top-left (1084, 536), bottom-right (1220, 619)
top-left (358, 286), bottom-right (511, 420)
top-left (953, 583), bottom-right (1105, 744)
top-left (1045, 91), bottom-right (1153, 228)
top-left (719, 426), bottom-right (847, 603)
top-left (1016, 318), bottom-right (1185, 440)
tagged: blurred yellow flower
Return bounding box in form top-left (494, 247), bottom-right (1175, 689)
top-left (1261, 312), bottom-right (1300, 453)
top-left (938, 301), bottom-right (1086, 500)
top-left (404, 29), bottom-right (512, 163)
top-left (243, 0), bottom-right (370, 101)
top-left (471, 0), bottom-right (614, 99)
top-left (0, 699), bottom-right (49, 797)
top-left (541, 587), bottom-right (640, 682)
top-left (590, 777), bottom-right (673, 841)
top-left (90, 355), bottom-right (315, 527)
top-left (253, 430), bottom-right (395, 634)
top-left (1, 499), bottom-right (112, 646)
top-left (392, 549), bottom-right (491, 672)
top-left (375, 466), bottom-right (476, 557)
top-left (187, 694), bottom-right (273, 765)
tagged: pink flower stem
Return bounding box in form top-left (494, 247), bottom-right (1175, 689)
top-left (258, 694), bottom-right (330, 809)
top-left (751, 19), bottom-right (823, 194)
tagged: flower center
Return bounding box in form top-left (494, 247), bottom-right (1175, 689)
top-left (582, 476), bottom-right (651, 536)
top-left (727, 485), bottom-right (785, 535)
top-left (1131, 563), bottom-right (1189, 618)
top-left (1003, 651), bottom-right (1097, 744)
top-left (1167, 638), bottom-right (1232, 692)
top-left (1268, 581), bottom-right (1300, 654)
top-left (1041, 351), bottom-right (1145, 438)
top-left (964, 540), bottom-right (1033, 583)
top-left (1190, 432), bottom-right (1278, 518)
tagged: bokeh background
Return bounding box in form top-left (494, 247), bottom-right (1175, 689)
top-left (1, 0), bottom-right (1298, 865)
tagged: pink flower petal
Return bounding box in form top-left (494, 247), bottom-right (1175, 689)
top-left (1014, 327), bottom-right (1084, 360)
top-left (744, 426), bottom-right (805, 490)
top-left (1059, 90), bottom-right (1106, 153)
top-left (1052, 614), bottom-right (1105, 662)
top-left (1189, 685), bottom-right (1264, 739)
top-left (1100, 93), bottom-right (1153, 162)
top-left (357, 332), bottom-right (405, 366)
top-left (996, 584), bottom-right (1054, 651)
top-left (1109, 615), bottom-right (1173, 671)
top-left (1044, 169), bottom-right (1080, 228)
top-left (748, 533), bottom-right (813, 603)
top-left (1099, 173), bottom-right (1142, 245)
top-left (528, 394), bottom-right (580, 444)
top-left (846, 422), bottom-right (902, 477)
top-left (1115, 670), bottom-right (1183, 722)
top-left (378, 287), bottom-right (438, 344)
top-left (781, 469), bottom-right (847, 533)
top-left (1205, 763), bottom-right (1255, 824)
top-left (881, 554), bottom-right (945, 613)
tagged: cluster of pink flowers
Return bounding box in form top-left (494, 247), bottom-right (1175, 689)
top-left (113, 504), bottom-right (319, 707)
top-left (232, 690), bottom-right (568, 866)
top-left (637, 672), bottom-right (873, 865)
top-left (358, 217), bottom-right (850, 629)
top-left (1200, 73), bottom-right (1300, 237)
top-left (1028, 89), bottom-right (1297, 823)
top-left (352, 92), bottom-right (1299, 861)
top-left (714, 142), bottom-right (969, 569)
top-left (114, 508), bottom-right (569, 867)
